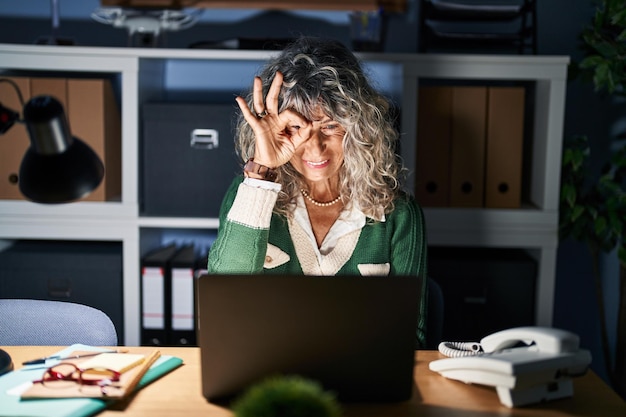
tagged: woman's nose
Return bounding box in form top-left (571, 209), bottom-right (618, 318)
top-left (307, 128), bottom-right (325, 151)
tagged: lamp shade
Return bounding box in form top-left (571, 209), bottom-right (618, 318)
top-left (18, 96), bottom-right (104, 204)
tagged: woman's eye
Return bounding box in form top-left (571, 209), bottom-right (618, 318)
top-left (286, 126), bottom-right (300, 135)
top-left (321, 124), bottom-right (344, 136)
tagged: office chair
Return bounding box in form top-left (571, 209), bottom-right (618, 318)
top-left (0, 299), bottom-right (118, 346)
top-left (426, 277), bottom-right (445, 349)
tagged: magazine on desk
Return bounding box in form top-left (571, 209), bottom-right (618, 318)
top-left (0, 344), bottom-right (183, 417)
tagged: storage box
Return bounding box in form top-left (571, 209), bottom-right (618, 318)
top-left (142, 103), bottom-right (240, 217)
top-left (0, 240), bottom-right (124, 344)
top-left (428, 247), bottom-right (537, 341)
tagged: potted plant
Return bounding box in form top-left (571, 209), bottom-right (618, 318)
top-left (231, 375), bottom-right (342, 417)
top-left (559, 0), bottom-right (626, 398)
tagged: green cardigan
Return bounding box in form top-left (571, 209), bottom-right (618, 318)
top-left (208, 176), bottom-right (429, 347)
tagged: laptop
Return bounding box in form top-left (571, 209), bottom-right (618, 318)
top-left (195, 274), bottom-right (421, 403)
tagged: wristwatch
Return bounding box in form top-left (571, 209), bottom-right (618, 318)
top-left (243, 158), bottom-right (277, 182)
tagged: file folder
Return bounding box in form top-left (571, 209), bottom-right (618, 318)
top-left (30, 77), bottom-right (68, 108)
top-left (450, 86), bottom-right (487, 207)
top-left (11, 77), bottom-right (67, 199)
top-left (485, 87), bottom-right (525, 208)
top-left (416, 86), bottom-right (452, 207)
top-left (169, 244), bottom-right (197, 346)
top-left (0, 76), bottom-right (120, 202)
top-left (0, 77), bottom-right (30, 200)
top-left (67, 78), bottom-right (122, 202)
top-left (140, 243), bottom-right (178, 346)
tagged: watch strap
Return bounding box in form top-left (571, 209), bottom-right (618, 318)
top-left (243, 158), bottom-right (277, 182)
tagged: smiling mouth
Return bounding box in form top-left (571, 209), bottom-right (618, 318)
top-left (305, 159), bottom-right (330, 168)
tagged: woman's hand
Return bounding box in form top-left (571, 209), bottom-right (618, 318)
top-left (235, 71), bottom-right (312, 168)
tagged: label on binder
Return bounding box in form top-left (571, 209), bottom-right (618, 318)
top-left (142, 267), bottom-right (164, 329)
top-left (172, 267), bottom-right (194, 330)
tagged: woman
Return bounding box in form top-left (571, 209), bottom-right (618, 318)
top-left (208, 36), bottom-right (428, 347)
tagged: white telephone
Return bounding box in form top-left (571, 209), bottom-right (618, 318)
top-left (428, 326), bottom-right (592, 407)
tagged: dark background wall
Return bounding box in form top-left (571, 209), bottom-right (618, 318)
top-left (0, 0), bottom-right (622, 388)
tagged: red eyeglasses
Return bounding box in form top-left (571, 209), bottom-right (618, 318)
top-left (34, 362), bottom-right (122, 396)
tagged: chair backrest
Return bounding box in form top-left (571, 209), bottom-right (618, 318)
top-left (426, 277), bottom-right (445, 349)
top-left (0, 299), bottom-right (118, 346)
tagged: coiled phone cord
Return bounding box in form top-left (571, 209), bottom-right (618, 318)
top-left (438, 341), bottom-right (485, 357)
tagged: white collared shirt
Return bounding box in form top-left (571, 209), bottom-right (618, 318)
top-left (243, 177), bottom-right (385, 266)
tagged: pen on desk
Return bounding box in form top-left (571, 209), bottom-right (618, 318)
top-left (22, 348), bottom-right (129, 365)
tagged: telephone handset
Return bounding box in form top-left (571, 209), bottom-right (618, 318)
top-left (437, 326), bottom-right (582, 357)
top-left (480, 326), bottom-right (581, 354)
top-left (429, 326), bottom-right (592, 407)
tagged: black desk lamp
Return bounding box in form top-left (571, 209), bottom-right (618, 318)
top-left (0, 80), bottom-right (104, 203)
top-left (0, 81), bottom-right (105, 375)
top-left (19, 96), bottom-right (105, 203)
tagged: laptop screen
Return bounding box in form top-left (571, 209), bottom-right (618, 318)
top-left (195, 274), bottom-right (421, 403)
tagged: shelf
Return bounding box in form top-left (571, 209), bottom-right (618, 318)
top-left (99, 0), bottom-right (407, 12)
top-left (422, 1), bottom-right (526, 21)
top-left (423, 207), bottom-right (558, 248)
top-left (138, 217), bottom-right (220, 229)
top-left (418, 0), bottom-right (537, 54)
top-left (0, 43), bottom-right (569, 344)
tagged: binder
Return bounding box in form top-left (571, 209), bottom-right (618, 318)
top-left (485, 86), bottom-right (525, 208)
top-left (67, 78), bottom-right (122, 201)
top-left (449, 86), bottom-right (487, 208)
top-left (30, 77), bottom-right (68, 108)
top-left (0, 77), bottom-right (67, 201)
top-left (0, 77), bottom-right (30, 200)
top-left (415, 86), bottom-right (452, 207)
top-left (169, 244), bottom-right (197, 346)
top-left (0, 76), bottom-right (121, 202)
top-left (140, 243), bottom-right (178, 346)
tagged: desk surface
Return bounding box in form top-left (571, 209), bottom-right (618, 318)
top-left (3, 346), bottom-right (624, 417)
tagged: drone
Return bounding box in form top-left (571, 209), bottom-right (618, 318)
top-left (91, 7), bottom-right (203, 46)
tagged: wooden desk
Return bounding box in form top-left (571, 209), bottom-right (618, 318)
top-left (3, 346), bottom-right (624, 416)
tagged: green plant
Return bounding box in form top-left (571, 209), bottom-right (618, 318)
top-left (560, 136), bottom-right (626, 259)
top-left (231, 375), bottom-right (342, 417)
top-left (559, 0), bottom-right (626, 398)
top-left (560, 136), bottom-right (626, 390)
top-left (575, 0), bottom-right (626, 96)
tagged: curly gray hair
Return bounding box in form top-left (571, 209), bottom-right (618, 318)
top-left (235, 36), bottom-right (405, 219)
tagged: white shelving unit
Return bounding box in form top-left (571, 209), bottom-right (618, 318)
top-left (397, 53), bottom-right (569, 335)
top-left (0, 44), bottom-right (569, 345)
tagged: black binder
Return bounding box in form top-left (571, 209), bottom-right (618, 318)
top-left (140, 243), bottom-right (178, 346)
top-left (168, 244), bottom-right (198, 346)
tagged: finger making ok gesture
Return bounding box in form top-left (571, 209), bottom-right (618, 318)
top-left (235, 71), bottom-right (312, 169)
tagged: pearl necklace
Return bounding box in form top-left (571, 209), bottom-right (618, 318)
top-left (301, 189), bottom-right (342, 207)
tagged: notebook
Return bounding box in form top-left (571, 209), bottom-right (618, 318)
top-left (195, 274), bottom-right (421, 403)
